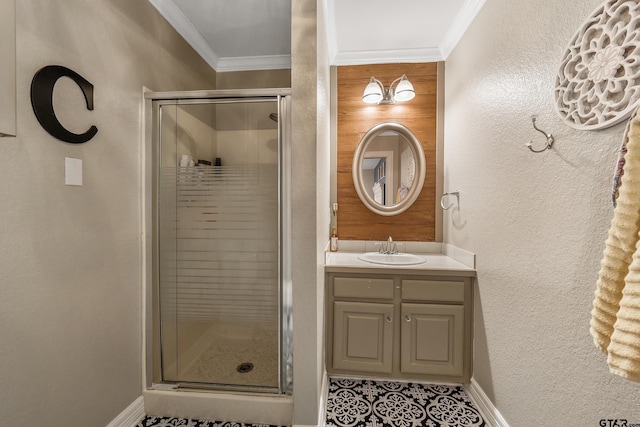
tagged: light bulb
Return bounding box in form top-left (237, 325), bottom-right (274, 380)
top-left (362, 78), bottom-right (383, 104)
top-left (393, 75), bottom-right (415, 102)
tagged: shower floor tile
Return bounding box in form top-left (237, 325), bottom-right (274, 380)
top-left (137, 415), bottom-right (286, 427)
top-left (180, 326), bottom-right (278, 387)
top-left (325, 377), bottom-right (487, 427)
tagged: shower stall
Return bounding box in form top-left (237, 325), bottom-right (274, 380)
top-left (145, 89), bottom-right (292, 396)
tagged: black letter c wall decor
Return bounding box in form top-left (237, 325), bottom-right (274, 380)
top-left (30, 65), bottom-right (98, 143)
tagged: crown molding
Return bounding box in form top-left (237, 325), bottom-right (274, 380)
top-left (216, 55), bottom-right (292, 72)
top-left (150, 0), bottom-right (291, 72)
top-left (327, 0), bottom-right (486, 66)
top-left (440, 0), bottom-right (487, 59)
top-left (149, 0), bottom-right (220, 70)
top-left (332, 47), bottom-right (443, 66)
top-left (152, 0), bottom-right (484, 69)
top-left (323, 0), bottom-right (339, 65)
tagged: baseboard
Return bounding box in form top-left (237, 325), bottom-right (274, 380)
top-left (464, 379), bottom-right (509, 427)
top-left (318, 372), bottom-right (329, 427)
top-left (106, 396), bottom-right (145, 427)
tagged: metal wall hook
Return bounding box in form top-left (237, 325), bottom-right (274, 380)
top-left (526, 116), bottom-right (554, 153)
top-left (441, 191), bottom-right (459, 210)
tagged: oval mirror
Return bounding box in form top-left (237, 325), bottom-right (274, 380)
top-left (352, 122), bottom-right (426, 216)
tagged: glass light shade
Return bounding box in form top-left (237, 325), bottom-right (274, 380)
top-left (362, 79), bottom-right (383, 104)
top-left (393, 76), bottom-right (415, 102)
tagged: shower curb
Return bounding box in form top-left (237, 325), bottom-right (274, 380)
top-left (143, 389), bottom-right (293, 426)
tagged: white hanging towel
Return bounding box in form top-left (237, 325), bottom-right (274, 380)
top-left (591, 106), bottom-right (640, 382)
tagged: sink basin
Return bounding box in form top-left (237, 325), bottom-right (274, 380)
top-left (358, 252), bottom-right (426, 266)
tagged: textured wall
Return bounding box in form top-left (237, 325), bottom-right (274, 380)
top-left (0, 0), bottom-right (15, 136)
top-left (215, 69), bottom-right (291, 89)
top-left (444, 0), bottom-right (640, 424)
top-left (316, 0), bottom-right (332, 404)
top-left (0, 1), bottom-right (215, 426)
top-left (291, 0), bottom-right (325, 425)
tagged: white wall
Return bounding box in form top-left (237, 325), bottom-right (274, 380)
top-left (444, 0), bottom-right (640, 425)
top-left (217, 129), bottom-right (279, 165)
top-left (0, 1), bottom-right (215, 426)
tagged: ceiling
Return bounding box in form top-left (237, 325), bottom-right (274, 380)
top-left (149, 0), bottom-right (486, 72)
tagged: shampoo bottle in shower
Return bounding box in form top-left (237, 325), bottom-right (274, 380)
top-left (330, 226), bottom-right (338, 252)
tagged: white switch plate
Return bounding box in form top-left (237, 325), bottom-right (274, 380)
top-left (65, 157), bottom-right (82, 186)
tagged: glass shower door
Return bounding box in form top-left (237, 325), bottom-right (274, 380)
top-left (156, 98), bottom-right (281, 391)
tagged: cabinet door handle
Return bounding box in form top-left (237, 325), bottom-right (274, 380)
top-left (404, 315), bottom-right (412, 322)
top-left (386, 316), bottom-right (393, 323)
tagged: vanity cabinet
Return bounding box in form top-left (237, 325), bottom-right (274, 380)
top-left (326, 272), bottom-right (474, 383)
top-left (400, 303), bottom-right (464, 376)
top-left (333, 301), bottom-right (394, 373)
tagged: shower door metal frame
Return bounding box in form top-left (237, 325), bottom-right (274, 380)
top-left (144, 89), bottom-right (292, 395)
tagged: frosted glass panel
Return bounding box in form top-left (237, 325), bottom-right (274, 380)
top-left (157, 100), bottom-right (280, 389)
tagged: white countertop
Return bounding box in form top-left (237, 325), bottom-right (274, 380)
top-left (324, 251), bottom-right (476, 276)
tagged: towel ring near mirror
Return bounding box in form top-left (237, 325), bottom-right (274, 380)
top-left (441, 191), bottom-right (459, 210)
top-left (526, 116), bottom-right (555, 153)
top-left (352, 122), bottom-right (426, 216)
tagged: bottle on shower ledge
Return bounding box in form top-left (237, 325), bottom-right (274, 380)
top-left (330, 226), bottom-right (338, 252)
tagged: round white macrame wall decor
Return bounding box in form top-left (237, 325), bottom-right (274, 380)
top-left (554, 0), bottom-right (640, 130)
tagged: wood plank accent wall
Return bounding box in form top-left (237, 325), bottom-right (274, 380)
top-left (337, 63), bottom-right (438, 241)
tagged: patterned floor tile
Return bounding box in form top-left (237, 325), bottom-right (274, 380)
top-left (137, 415), bottom-right (285, 427)
top-left (325, 377), bottom-right (487, 427)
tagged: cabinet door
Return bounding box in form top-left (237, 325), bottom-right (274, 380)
top-left (401, 303), bottom-right (464, 376)
top-left (333, 301), bottom-right (394, 373)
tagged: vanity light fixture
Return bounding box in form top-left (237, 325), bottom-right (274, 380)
top-left (362, 75), bottom-right (415, 105)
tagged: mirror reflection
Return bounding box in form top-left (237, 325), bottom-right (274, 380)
top-left (352, 122), bottom-right (425, 216)
top-left (361, 132), bottom-right (416, 206)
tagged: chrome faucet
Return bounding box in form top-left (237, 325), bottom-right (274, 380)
top-left (379, 236), bottom-right (398, 255)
